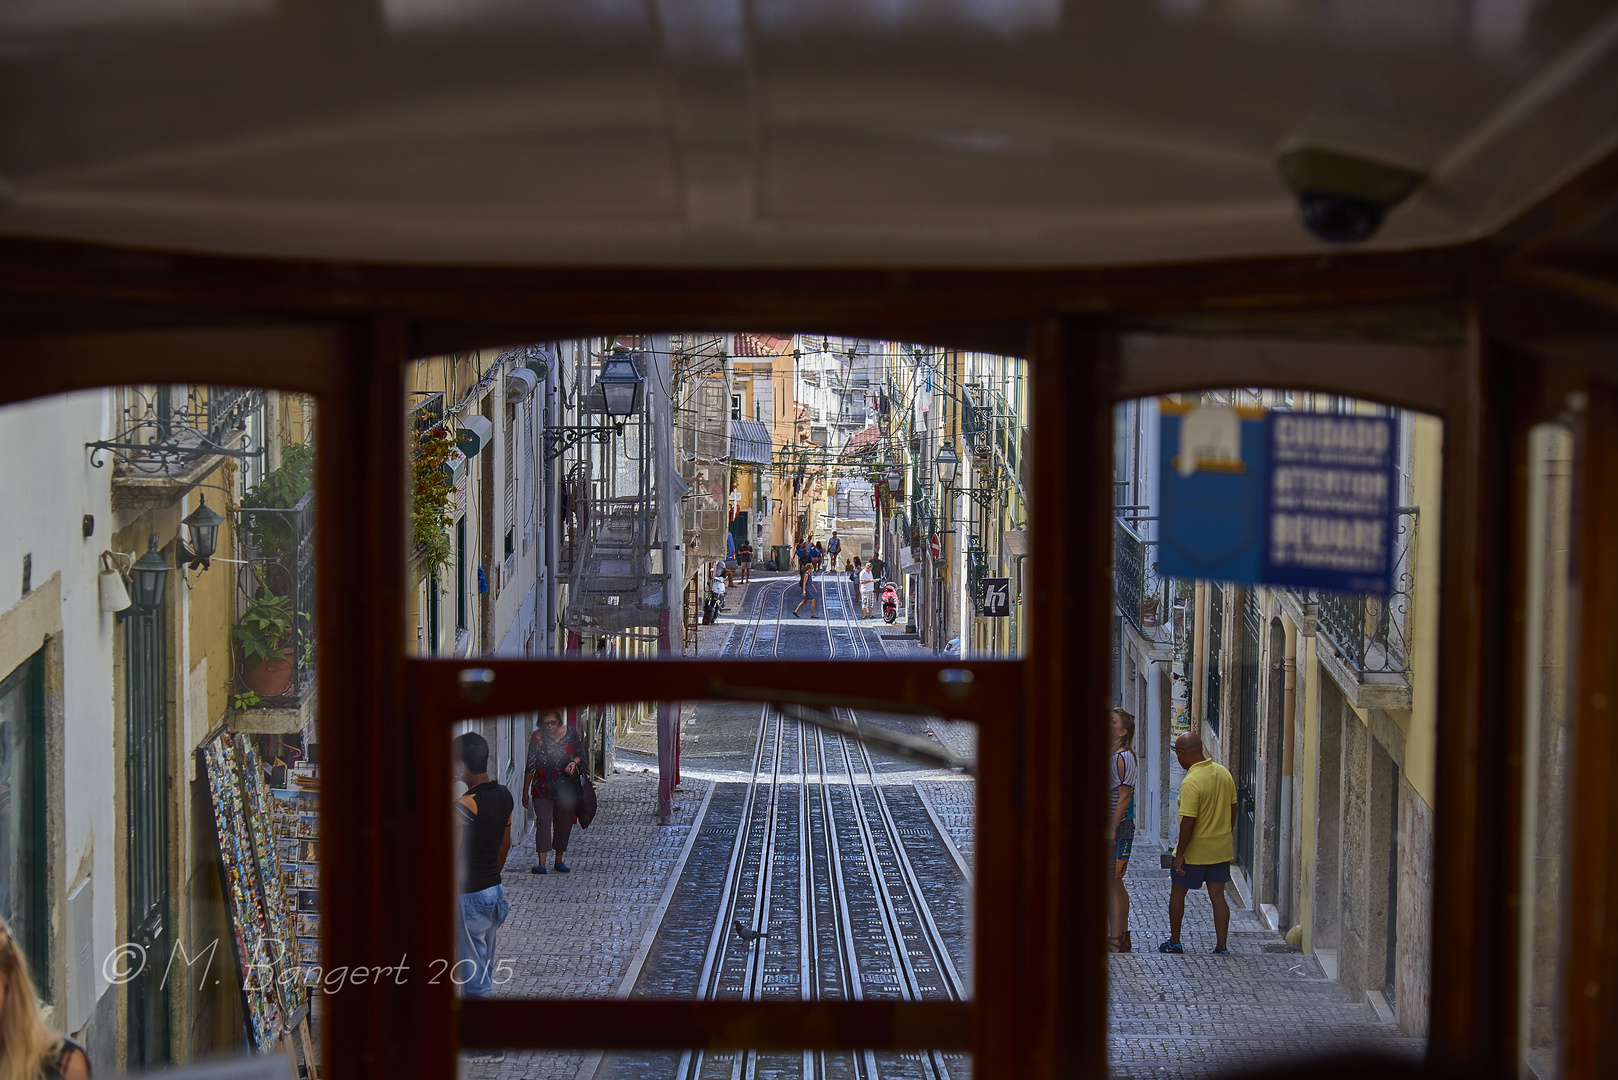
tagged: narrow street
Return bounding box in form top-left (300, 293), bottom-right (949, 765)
top-left (461, 573), bottom-right (1419, 1080)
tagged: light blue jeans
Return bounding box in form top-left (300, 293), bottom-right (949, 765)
top-left (456, 884), bottom-right (509, 999)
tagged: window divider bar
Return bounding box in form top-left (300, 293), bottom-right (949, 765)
top-left (459, 999), bottom-right (973, 1052)
top-left (406, 657), bottom-right (1021, 729)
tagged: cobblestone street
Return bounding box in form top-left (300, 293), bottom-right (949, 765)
top-left (1107, 836), bottom-right (1424, 1077)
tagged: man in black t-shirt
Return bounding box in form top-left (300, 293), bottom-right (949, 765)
top-left (453, 732), bottom-right (513, 1026)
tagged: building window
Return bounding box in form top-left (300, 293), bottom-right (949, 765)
top-left (0, 649), bottom-right (46, 993)
top-left (731, 394), bottom-right (742, 420)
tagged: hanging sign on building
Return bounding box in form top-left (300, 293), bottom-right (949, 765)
top-left (981, 577), bottom-right (1011, 617)
top-left (1158, 400), bottom-right (1396, 596)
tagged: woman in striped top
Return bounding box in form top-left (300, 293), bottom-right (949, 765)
top-left (1108, 707), bottom-right (1138, 954)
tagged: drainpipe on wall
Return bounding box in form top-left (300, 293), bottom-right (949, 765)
top-left (1192, 582), bottom-right (1208, 727)
top-left (1279, 615), bottom-right (1298, 931)
top-left (544, 348), bottom-right (560, 657)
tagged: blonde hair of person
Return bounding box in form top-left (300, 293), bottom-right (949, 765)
top-left (1111, 707), bottom-right (1136, 754)
top-left (0, 917), bottom-right (54, 1080)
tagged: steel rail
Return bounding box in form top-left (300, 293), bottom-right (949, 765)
top-left (684, 576), bottom-right (793, 1080)
top-left (678, 702), bottom-right (774, 1080)
top-left (813, 704), bottom-right (873, 1080)
top-left (837, 597), bottom-right (962, 1080)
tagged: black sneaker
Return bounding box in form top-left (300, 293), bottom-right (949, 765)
top-left (1157, 939), bottom-right (1184, 954)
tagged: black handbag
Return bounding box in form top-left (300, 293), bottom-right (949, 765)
top-left (576, 772), bottom-right (598, 829)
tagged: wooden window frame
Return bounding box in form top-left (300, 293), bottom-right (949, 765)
top-left (0, 231), bottom-right (1614, 1079)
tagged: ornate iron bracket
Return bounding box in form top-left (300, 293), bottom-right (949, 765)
top-left (542, 423), bottom-right (622, 461)
top-left (87, 435), bottom-right (264, 470)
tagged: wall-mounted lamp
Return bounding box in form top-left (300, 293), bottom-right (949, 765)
top-left (886, 464), bottom-right (903, 494)
top-left (128, 535), bottom-right (171, 614)
top-left (934, 440), bottom-right (960, 489)
top-left (179, 497), bottom-right (224, 570)
top-left (598, 350), bottom-right (644, 429)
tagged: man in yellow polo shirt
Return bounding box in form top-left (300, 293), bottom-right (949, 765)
top-left (1158, 730), bottom-right (1238, 955)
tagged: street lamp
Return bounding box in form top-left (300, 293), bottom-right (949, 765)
top-left (180, 496), bottom-right (224, 570)
top-left (886, 463), bottom-right (903, 494)
top-left (598, 350), bottom-right (644, 429)
top-left (129, 535), bottom-right (171, 613)
top-left (934, 440), bottom-right (960, 489)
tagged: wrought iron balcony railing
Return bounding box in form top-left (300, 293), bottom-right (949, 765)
top-left (236, 491), bottom-right (316, 709)
top-left (89, 385), bottom-right (265, 475)
top-left (1304, 506), bottom-right (1419, 677)
top-left (1114, 515), bottom-right (1170, 641)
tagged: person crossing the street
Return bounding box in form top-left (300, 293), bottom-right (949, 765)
top-left (1159, 730), bottom-right (1238, 955)
top-left (826, 531), bottom-right (842, 569)
top-left (792, 539), bottom-right (821, 617)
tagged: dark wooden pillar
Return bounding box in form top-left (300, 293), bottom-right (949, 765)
top-left (1017, 320), bottom-right (1113, 1077)
top-left (1564, 375), bottom-right (1618, 1080)
top-left (1428, 318), bottom-right (1517, 1073)
top-left (319, 320), bottom-right (440, 1077)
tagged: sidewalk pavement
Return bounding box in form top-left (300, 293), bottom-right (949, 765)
top-left (1109, 836), bottom-right (1425, 1077)
top-left (460, 771), bottom-right (713, 1080)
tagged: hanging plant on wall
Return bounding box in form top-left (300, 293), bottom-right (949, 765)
top-left (413, 422), bottom-right (456, 579)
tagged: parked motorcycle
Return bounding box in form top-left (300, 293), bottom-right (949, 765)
top-left (703, 572), bottom-right (727, 625)
top-left (880, 581), bottom-right (899, 624)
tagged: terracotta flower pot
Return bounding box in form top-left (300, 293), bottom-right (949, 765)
top-left (243, 646), bottom-right (295, 697)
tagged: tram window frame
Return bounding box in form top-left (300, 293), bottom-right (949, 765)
top-left (0, 293), bottom-right (1611, 1080)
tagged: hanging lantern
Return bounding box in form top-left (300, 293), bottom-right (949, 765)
top-left (598, 350), bottom-right (645, 427)
top-left (934, 440), bottom-right (960, 488)
top-left (129, 535), bottom-right (171, 613)
top-left (886, 463), bottom-right (903, 493)
top-left (181, 496), bottom-right (224, 570)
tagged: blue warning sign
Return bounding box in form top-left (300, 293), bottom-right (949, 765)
top-left (1158, 402), bottom-right (1395, 596)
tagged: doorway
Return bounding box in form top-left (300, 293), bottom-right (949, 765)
top-left (1236, 588), bottom-right (1260, 877)
top-left (124, 601), bottom-right (171, 1068)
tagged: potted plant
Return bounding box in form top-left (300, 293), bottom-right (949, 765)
top-left (235, 583), bottom-right (296, 697)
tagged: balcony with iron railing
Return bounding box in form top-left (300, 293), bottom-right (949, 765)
top-left (91, 385), bottom-right (267, 510)
top-left (235, 490), bottom-right (317, 717)
top-left (1287, 506), bottom-right (1419, 709)
top-left (1114, 514), bottom-right (1174, 649)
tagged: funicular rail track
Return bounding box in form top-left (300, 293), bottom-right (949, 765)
top-left (670, 571), bottom-right (968, 1080)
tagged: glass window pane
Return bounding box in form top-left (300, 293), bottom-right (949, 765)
top-left (1109, 390), bottom-right (1437, 1072)
top-left (447, 701), bottom-right (974, 1022)
top-left (0, 386), bottom-right (321, 1077)
top-left (404, 337), bottom-right (1031, 663)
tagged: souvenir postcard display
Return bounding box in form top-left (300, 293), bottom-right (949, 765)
top-left (236, 734), bottom-right (305, 1021)
top-left (271, 760), bottom-right (321, 986)
top-left (201, 732), bottom-right (307, 1050)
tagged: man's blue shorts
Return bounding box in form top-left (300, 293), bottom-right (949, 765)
top-left (1171, 860), bottom-right (1232, 891)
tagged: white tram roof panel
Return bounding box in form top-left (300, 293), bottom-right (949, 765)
top-left (0, 0), bottom-right (1614, 267)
